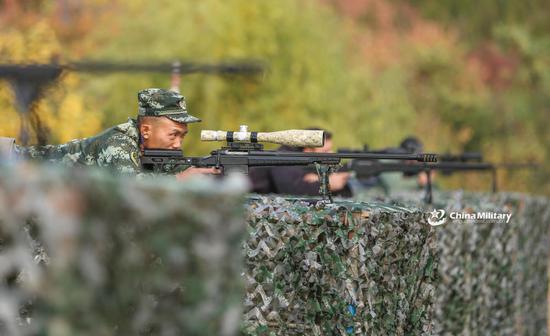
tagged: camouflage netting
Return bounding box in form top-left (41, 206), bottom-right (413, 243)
top-left (356, 190), bottom-right (550, 335)
top-left (434, 192), bottom-right (548, 335)
top-left (243, 196), bottom-right (438, 335)
top-left (242, 192), bottom-right (549, 335)
top-left (0, 163), bottom-right (248, 336)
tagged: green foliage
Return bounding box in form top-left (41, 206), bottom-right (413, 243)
top-left (399, 0), bottom-right (550, 194)
top-left (80, 0), bottom-right (417, 154)
top-left (406, 0), bottom-right (550, 41)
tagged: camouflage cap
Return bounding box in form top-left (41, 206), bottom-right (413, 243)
top-left (137, 88), bottom-right (201, 124)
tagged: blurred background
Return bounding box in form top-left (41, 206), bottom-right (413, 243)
top-left (0, 0), bottom-right (548, 195)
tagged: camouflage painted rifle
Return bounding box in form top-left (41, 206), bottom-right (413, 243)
top-left (141, 126), bottom-right (437, 201)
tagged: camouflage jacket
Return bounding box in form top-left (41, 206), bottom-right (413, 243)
top-left (15, 119), bottom-right (151, 176)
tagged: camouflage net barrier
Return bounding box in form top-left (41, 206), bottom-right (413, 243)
top-left (359, 191), bottom-right (550, 335)
top-left (0, 163), bottom-right (248, 336)
top-left (243, 197), bottom-right (437, 335)
top-left (0, 163), bottom-right (547, 336)
top-left (431, 192), bottom-right (549, 335)
top-left (243, 192), bottom-right (549, 335)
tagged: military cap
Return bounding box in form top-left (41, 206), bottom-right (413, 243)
top-left (138, 88), bottom-right (201, 124)
top-left (400, 136), bottom-right (423, 153)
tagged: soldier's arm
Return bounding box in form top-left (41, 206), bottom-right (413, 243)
top-left (95, 136), bottom-right (147, 176)
top-left (270, 167), bottom-right (321, 196)
top-left (14, 141), bottom-right (84, 166)
top-left (96, 136), bottom-right (194, 178)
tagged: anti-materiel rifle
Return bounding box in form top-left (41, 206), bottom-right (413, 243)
top-left (141, 126), bottom-right (438, 201)
top-left (343, 149), bottom-right (539, 203)
top-left (346, 160), bottom-right (496, 203)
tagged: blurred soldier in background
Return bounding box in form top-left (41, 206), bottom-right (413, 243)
top-left (249, 128), bottom-right (352, 197)
top-left (12, 88), bottom-right (218, 179)
top-left (372, 136), bottom-right (436, 195)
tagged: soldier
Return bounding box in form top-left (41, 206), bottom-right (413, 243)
top-left (14, 88), bottom-right (218, 179)
top-left (375, 136), bottom-right (436, 194)
top-left (249, 128), bottom-right (352, 197)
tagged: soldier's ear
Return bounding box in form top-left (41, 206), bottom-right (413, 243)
top-left (140, 123), bottom-right (152, 139)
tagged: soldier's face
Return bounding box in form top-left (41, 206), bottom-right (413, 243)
top-left (142, 117), bottom-right (188, 149)
top-left (304, 139), bottom-right (333, 153)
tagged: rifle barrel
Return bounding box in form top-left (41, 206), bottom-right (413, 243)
top-left (349, 161), bottom-right (495, 179)
top-left (246, 151), bottom-right (437, 162)
top-left (493, 163), bottom-right (540, 169)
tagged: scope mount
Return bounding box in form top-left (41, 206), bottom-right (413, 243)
top-left (221, 141), bottom-right (264, 152)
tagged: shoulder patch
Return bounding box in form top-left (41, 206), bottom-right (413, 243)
top-left (131, 151), bottom-right (140, 167)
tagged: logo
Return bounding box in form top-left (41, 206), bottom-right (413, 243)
top-left (426, 209), bottom-right (513, 226)
top-left (427, 209), bottom-right (447, 226)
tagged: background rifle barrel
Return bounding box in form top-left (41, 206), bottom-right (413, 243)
top-left (438, 152), bottom-right (483, 162)
top-left (431, 162), bottom-right (494, 171)
top-left (493, 163), bottom-right (540, 169)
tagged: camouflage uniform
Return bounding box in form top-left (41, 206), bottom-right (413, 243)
top-left (15, 88), bottom-right (201, 176)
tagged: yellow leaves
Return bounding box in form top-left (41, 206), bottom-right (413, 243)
top-left (0, 33), bottom-right (24, 60)
top-left (0, 80), bottom-right (103, 144)
top-left (0, 21), bottom-right (102, 144)
top-left (0, 20), bottom-right (61, 62)
top-left (0, 83), bottom-right (22, 138)
top-left (36, 74), bottom-right (103, 143)
top-left (456, 127), bottom-right (473, 146)
top-left (40, 92), bottom-right (98, 143)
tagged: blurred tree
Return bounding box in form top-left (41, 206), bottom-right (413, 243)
top-left (0, 0), bottom-right (108, 143)
top-left (394, 0), bottom-right (550, 194)
top-left (326, 0), bottom-right (548, 194)
top-left (406, 0), bottom-right (550, 42)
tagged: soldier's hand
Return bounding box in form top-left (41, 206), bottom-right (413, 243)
top-left (328, 172), bottom-right (351, 191)
top-left (303, 172), bottom-right (350, 191)
top-left (417, 171), bottom-right (435, 187)
top-left (303, 173), bottom-right (319, 183)
top-left (176, 167), bottom-right (221, 181)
